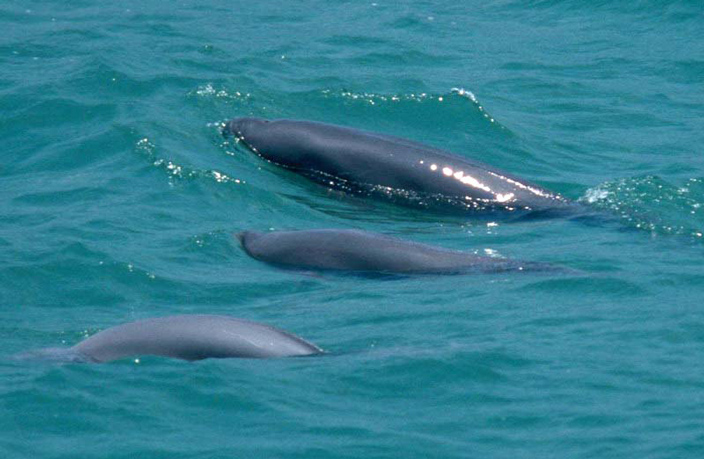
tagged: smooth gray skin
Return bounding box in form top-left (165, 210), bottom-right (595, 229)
top-left (239, 229), bottom-right (566, 275)
top-left (21, 315), bottom-right (323, 363)
top-left (224, 118), bottom-right (573, 217)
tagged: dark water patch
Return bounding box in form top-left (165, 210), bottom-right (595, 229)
top-left (386, 14), bottom-right (435, 32)
top-left (669, 59), bottom-right (704, 85)
top-left (13, 186), bottom-right (115, 208)
top-left (504, 0), bottom-right (704, 18)
top-left (8, 97), bottom-right (115, 129)
top-left (349, 50), bottom-right (456, 67)
top-left (518, 276), bottom-right (646, 297)
top-left (322, 35), bottom-right (389, 47)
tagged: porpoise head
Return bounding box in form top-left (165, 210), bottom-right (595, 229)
top-left (225, 117), bottom-right (269, 137)
top-left (235, 230), bottom-right (257, 243)
top-left (223, 118), bottom-right (310, 167)
top-left (223, 117), bottom-right (275, 152)
top-left (236, 230), bottom-right (298, 265)
top-left (236, 231), bottom-right (265, 256)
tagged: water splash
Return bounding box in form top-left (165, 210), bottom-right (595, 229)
top-left (191, 84), bottom-right (253, 102)
top-left (582, 176), bottom-right (704, 239)
top-left (327, 89), bottom-right (441, 103)
top-left (134, 137), bottom-right (246, 187)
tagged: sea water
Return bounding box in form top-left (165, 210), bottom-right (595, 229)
top-left (2, 1), bottom-right (704, 457)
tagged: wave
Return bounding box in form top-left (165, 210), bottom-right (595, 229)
top-left (193, 84), bottom-right (510, 134)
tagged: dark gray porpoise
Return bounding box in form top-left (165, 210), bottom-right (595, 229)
top-left (239, 229), bottom-right (566, 275)
top-left (22, 315), bottom-right (323, 363)
top-left (224, 117), bottom-right (573, 216)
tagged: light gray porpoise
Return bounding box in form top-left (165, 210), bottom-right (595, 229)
top-left (20, 315), bottom-right (323, 363)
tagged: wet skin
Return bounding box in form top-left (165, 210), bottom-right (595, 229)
top-left (239, 229), bottom-right (570, 275)
top-left (224, 118), bottom-right (574, 218)
top-left (21, 315), bottom-right (323, 362)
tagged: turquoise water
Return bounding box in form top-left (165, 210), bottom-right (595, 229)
top-left (2, 0), bottom-right (704, 457)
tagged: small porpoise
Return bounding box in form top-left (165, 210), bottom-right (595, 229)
top-left (238, 229), bottom-right (568, 275)
top-left (19, 315), bottom-right (323, 363)
top-left (224, 118), bottom-right (574, 218)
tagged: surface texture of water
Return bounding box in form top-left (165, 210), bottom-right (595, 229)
top-left (2, 1), bottom-right (704, 457)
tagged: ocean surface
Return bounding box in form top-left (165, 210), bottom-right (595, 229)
top-left (2, 1), bottom-right (704, 457)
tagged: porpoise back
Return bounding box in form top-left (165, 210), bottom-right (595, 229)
top-left (239, 229), bottom-right (569, 275)
top-left (19, 315), bottom-right (323, 363)
top-left (225, 118), bottom-right (575, 217)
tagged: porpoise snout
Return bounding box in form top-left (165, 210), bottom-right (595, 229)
top-left (235, 231), bottom-right (264, 248)
top-left (221, 119), bottom-right (243, 138)
top-left (222, 117), bottom-right (270, 139)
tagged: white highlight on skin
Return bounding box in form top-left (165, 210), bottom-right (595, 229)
top-left (459, 174), bottom-right (491, 192)
top-left (426, 162), bottom-right (494, 194)
top-left (487, 171), bottom-right (552, 198)
top-left (423, 160), bottom-right (550, 202)
top-left (429, 164), bottom-right (492, 193)
top-left (496, 193), bottom-right (515, 203)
